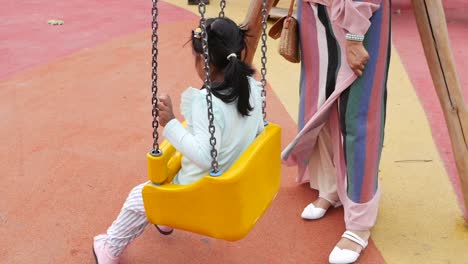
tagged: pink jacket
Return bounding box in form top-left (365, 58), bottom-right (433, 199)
top-left (304, 0), bottom-right (381, 35)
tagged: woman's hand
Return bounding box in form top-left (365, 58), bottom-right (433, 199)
top-left (158, 94), bottom-right (175, 127)
top-left (345, 40), bottom-right (369, 77)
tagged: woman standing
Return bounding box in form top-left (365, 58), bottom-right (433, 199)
top-left (282, 0), bottom-right (391, 263)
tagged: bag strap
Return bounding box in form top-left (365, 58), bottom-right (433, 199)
top-left (268, 0), bottom-right (296, 39)
top-left (287, 0), bottom-right (295, 17)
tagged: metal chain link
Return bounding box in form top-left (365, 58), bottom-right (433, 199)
top-left (199, 2), bottom-right (219, 173)
top-left (219, 0), bottom-right (226, 17)
top-left (150, 0), bottom-right (160, 155)
top-left (260, 0), bottom-right (268, 120)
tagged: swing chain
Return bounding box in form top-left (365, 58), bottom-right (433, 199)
top-left (151, 0), bottom-right (160, 154)
top-left (260, 0), bottom-right (268, 120)
top-left (199, 2), bottom-right (219, 172)
top-left (219, 0), bottom-right (226, 18)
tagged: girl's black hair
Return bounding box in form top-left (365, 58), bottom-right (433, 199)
top-left (192, 17), bottom-right (255, 117)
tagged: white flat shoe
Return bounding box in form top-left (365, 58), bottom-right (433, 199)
top-left (329, 231), bottom-right (368, 264)
top-left (301, 201), bottom-right (342, 220)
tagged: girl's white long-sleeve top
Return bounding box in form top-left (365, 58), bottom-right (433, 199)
top-left (162, 77), bottom-right (265, 185)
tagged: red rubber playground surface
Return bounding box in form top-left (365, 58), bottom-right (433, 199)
top-left (0, 1), bottom-right (385, 263)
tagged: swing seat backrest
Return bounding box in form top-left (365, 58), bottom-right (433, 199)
top-left (142, 122), bottom-right (281, 241)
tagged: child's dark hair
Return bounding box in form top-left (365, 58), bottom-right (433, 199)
top-left (192, 17), bottom-right (255, 117)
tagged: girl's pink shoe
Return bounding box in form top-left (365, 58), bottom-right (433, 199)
top-left (93, 234), bottom-right (119, 264)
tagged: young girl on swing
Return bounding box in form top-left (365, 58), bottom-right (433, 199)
top-left (93, 17), bottom-right (265, 264)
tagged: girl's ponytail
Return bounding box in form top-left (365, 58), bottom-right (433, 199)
top-left (192, 17), bottom-right (257, 117)
top-left (213, 54), bottom-right (254, 116)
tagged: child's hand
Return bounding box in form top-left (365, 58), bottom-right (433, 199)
top-left (158, 95), bottom-right (175, 127)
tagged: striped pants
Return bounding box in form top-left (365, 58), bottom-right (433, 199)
top-left (339, 1), bottom-right (390, 204)
top-left (298, 0), bottom-right (391, 230)
top-left (105, 183), bottom-right (149, 257)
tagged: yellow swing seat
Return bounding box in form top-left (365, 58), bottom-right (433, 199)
top-left (142, 122), bottom-right (281, 241)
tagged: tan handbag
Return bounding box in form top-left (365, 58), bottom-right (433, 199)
top-left (268, 0), bottom-right (300, 63)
